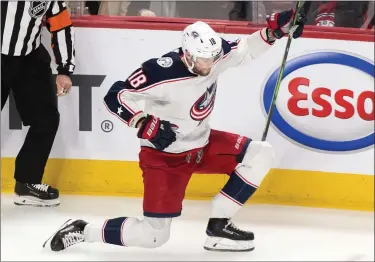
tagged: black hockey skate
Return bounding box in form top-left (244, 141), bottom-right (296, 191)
top-left (204, 218), bottom-right (255, 252)
top-left (43, 219), bottom-right (88, 251)
top-left (14, 182), bottom-right (60, 207)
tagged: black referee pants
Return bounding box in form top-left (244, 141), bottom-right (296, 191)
top-left (1, 45), bottom-right (60, 184)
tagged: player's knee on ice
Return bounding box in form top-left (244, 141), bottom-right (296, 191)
top-left (125, 217), bottom-right (172, 248)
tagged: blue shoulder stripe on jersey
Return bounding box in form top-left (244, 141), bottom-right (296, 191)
top-left (145, 53), bottom-right (196, 79)
top-left (222, 38), bottom-right (239, 56)
top-left (125, 52), bottom-right (196, 92)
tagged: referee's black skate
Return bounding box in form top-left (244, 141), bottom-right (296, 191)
top-left (14, 182), bottom-right (60, 207)
top-left (204, 218), bottom-right (255, 252)
top-left (43, 219), bottom-right (88, 251)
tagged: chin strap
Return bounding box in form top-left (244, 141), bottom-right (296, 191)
top-left (182, 54), bottom-right (197, 74)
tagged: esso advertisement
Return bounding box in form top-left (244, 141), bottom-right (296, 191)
top-left (263, 51), bottom-right (374, 152)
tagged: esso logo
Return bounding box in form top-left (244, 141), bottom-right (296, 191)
top-left (263, 51), bottom-right (374, 152)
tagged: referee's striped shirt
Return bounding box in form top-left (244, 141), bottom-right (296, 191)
top-left (1, 1), bottom-right (75, 75)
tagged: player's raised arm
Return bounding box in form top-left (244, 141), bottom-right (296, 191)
top-left (225, 9), bottom-right (306, 67)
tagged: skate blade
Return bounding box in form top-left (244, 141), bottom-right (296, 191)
top-left (43, 219), bottom-right (72, 250)
top-left (203, 236), bottom-right (255, 252)
top-left (14, 195), bottom-right (60, 207)
top-left (204, 246), bottom-right (255, 252)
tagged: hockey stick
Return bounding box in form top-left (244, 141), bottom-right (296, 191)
top-left (261, 1), bottom-right (311, 141)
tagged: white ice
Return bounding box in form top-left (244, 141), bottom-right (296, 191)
top-left (1, 194), bottom-right (374, 261)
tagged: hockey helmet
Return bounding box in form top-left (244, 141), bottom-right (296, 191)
top-left (181, 21), bottom-right (223, 72)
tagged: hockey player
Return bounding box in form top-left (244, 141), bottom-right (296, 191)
top-left (44, 9), bottom-right (306, 252)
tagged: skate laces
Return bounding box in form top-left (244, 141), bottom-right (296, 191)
top-left (61, 231), bottom-right (84, 248)
top-left (226, 220), bottom-right (245, 233)
top-left (31, 183), bottom-right (49, 192)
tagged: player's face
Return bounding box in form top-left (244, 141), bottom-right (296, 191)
top-left (193, 51), bottom-right (223, 76)
top-left (193, 57), bottom-right (215, 76)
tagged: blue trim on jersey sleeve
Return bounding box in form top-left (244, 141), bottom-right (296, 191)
top-left (103, 81), bottom-right (135, 123)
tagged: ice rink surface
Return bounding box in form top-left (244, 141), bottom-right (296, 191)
top-left (1, 194), bottom-right (374, 261)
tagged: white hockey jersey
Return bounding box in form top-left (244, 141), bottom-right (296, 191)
top-left (104, 28), bottom-right (273, 153)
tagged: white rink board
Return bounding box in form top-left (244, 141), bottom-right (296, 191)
top-left (1, 28), bottom-right (374, 175)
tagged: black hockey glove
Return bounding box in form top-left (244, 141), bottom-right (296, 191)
top-left (137, 114), bottom-right (177, 151)
top-left (266, 9), bottom-right (306, 39)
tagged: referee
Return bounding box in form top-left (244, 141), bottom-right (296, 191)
top-left (1, 1), bottom-right (75, 207)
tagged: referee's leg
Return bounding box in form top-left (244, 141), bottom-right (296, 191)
top-left (11, 46), bottom-right (60, 207)
top-left (1, 55), bottom-right (11, 110)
